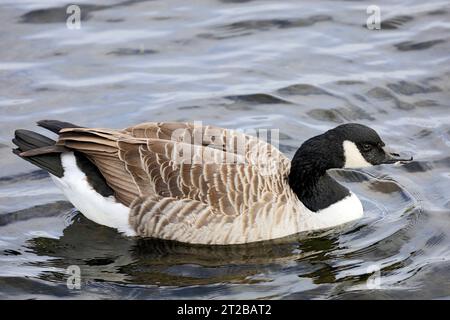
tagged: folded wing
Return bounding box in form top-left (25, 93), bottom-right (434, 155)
top-left (57, 122), bottom-right (291, 224)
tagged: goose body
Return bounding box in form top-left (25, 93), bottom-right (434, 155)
top-left (12, 121), bottom-right (411, 245)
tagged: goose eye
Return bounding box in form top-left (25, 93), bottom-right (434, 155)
top-left (361, 143), bottom-right (372, 152)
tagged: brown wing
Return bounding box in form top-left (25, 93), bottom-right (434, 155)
top-left (123, 122), bottom-right (290, 174)
top-left (57, 122), bottom-right (290, 211)
top-left (119, 138), bottom-right (288, 216)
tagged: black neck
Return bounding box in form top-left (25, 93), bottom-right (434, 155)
top-left (288, 138), bottom-right (349, 212)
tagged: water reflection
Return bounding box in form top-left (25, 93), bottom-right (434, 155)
top-left (26, 211), bottom-right (339, 287)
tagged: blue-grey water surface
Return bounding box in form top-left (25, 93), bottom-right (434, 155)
top-left (0, 0), bottom-right (449, 299)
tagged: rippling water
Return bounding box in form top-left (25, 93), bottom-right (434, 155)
top-left (0, 0), bottom-right (449, 299)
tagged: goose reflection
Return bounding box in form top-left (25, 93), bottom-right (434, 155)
top-left (26, 212), bottom-right (339, 286)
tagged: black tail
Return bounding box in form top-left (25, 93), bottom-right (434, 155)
top-left (13, 120), bottom-right (114, 197)
top-left (12, 120), bottom-right (79, 178)
top-left (13, 129), bottom-right (64, 177)
top-left (37, 120), bottom-right (82, 134)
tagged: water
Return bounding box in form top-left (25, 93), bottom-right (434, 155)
top-left (0, 0), bottom-right (449, 299)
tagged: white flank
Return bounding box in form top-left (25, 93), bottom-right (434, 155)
top-left (51, 152), bottom-right (136, 236)
top-left (343, 140), bottom-right (372, 168)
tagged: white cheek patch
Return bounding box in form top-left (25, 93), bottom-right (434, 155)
top-left (343, 140), bottom-right (372, 168)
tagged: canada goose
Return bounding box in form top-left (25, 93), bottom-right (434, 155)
top-left (12, 120), bottom-right (411, 245)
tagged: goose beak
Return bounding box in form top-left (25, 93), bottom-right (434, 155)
top-left (381, 151), bottom-right (413, 164)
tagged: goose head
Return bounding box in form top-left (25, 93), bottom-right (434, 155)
top-left (288, 123), bottom-right (412, 212)
top-left (328, 123), bottom-right (412, 168)
top-left (290, 123), bottom-right (412, 173)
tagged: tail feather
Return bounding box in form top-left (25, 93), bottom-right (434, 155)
top-left (37, 119), bottom-right (82, 134)
top-left (13, 130), bottom-right (64, 178)
top-left (12, 129), bottom-right (65, 178)
top-left (12, 121), bottom-right (115, 199)
top-left (14, 129), bottom-right (56, 150)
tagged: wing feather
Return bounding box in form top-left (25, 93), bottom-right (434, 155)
top-left (55, 122), bottom-right (292, 241)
